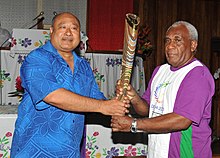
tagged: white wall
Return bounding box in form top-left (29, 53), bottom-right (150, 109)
top-left (0, 0), bottom-right (87, 33)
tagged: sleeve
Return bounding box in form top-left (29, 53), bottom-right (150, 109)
top-left (173, 66), bottom-right (215, 125)
top-left (20, 49), bottom-right (63, 110)
top-left (90, 81), bottom-right (106, 100)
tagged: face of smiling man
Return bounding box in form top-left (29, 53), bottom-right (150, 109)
top-left (50, 13), bottom-right (81, 56)
top-left (165, 24), bottom-right (198, 68)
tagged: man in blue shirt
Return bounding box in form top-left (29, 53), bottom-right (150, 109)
top-left (11, 12), bottom-right (128, 158)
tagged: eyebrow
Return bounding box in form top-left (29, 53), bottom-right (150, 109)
top-left (165, 34), bottom-right (182, 39)
top-left (58, 22), bottom-right (79, 26)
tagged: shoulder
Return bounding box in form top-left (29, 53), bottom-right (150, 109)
top-left (183, 61), bottom-right (215, 93)
top-left (23, 49), bottom-right (53, 67)
top-left (24, 42), bottom-right (58, 65)
top-left (187, 61), bottom-right (213, 81)
top-left (76, 55), bottom-right (91, 69)
top-left (151, 64), bottom-right (168, 78)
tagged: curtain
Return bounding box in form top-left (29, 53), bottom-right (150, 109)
top-left (88, 0), bottom-right (133, 51)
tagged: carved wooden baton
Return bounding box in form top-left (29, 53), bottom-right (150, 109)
top-left (118, 13), bottom-right (140, 101)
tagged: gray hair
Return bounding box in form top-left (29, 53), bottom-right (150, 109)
top-left (167, 21), bottom-right (198, 41)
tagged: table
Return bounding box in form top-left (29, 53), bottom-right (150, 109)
top-left (0, 114), bottom-right (16, 157)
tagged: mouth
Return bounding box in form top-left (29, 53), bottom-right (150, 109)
top-left (167, 54), bottom-right (175, 58)
top-left (62, 37), bottom-right (73, 41)
top-left (166, 50), bottom-right (177, 57)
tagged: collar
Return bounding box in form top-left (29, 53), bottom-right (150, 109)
top-left (170, 58), bottom-right (197, 71)
top-left (42, 40), bottom-right (83, 64)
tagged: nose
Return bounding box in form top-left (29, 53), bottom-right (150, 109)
top-left (65, 28), bottom-right (72, 36)
top-left (166, 40), bottom-right (175, 50)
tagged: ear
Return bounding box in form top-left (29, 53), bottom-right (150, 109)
top-left (191, 40), bottom-right (198, 52)
top-left (50, 27), bottom-right (53, 34)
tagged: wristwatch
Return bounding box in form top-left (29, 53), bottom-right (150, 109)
top-left (130, 118), bottom-right (137, 133)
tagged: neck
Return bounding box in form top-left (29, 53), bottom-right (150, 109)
top-left (184, 56), bottom-right (195, 65)
top-left (59, 52), bottom-right (73, 60)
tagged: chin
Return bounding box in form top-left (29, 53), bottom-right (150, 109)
top-left (167, 60), bottom-right (176, 66)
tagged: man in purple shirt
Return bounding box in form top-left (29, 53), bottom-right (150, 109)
top-left (111, 21), bottom-right (215, 158)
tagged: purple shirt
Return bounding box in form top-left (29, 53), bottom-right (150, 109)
top-left (142, 59), bottom-right (215, 158)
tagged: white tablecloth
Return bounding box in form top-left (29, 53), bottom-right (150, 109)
top-left (0, 114), bottom-right (17, 157)
top-left (83, 53), bottom-right (147, 157)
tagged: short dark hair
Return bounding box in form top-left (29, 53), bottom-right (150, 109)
top-left (51, 12), bottom-right (81, 28)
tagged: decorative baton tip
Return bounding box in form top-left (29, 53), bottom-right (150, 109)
top-left (126, 13), bottom-right (140, 30)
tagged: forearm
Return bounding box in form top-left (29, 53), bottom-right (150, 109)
top-left (137, 113), bottom-right (192, 133)
top-left (44, 88), bottom-right (102, 113)
top-left (131, 95), bottom-right (149, 116)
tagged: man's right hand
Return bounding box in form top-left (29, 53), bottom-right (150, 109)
top-left (115, 80), bottom-right (138, 103)
top-left (99, 98), bottom-right (130, 116)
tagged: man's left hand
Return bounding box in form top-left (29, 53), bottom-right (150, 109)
top-left (111, 115), bottom-right (132, 132)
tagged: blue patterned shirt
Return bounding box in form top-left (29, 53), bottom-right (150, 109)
top-left (11, 41), bottom-right (105, 158)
